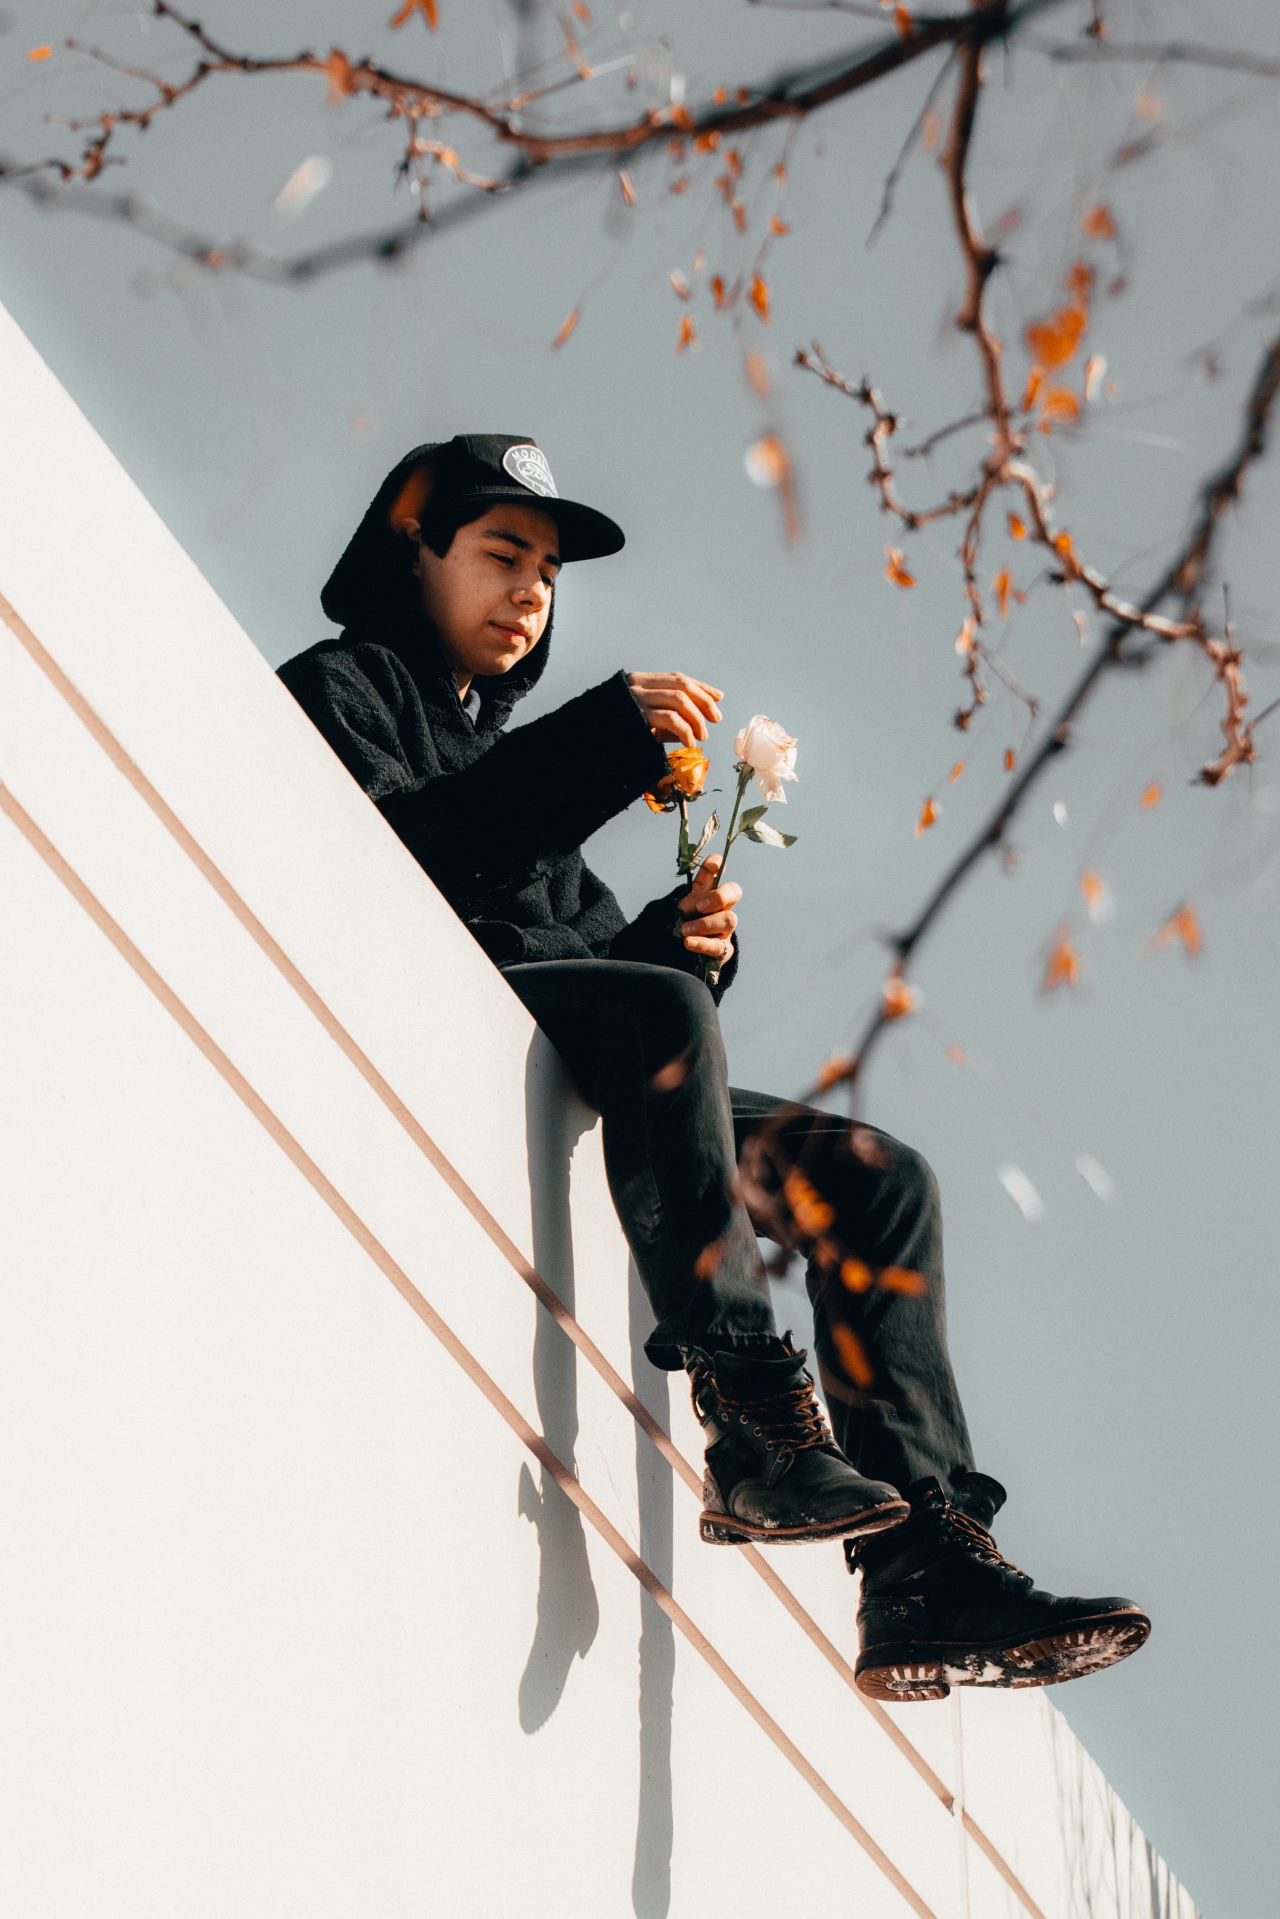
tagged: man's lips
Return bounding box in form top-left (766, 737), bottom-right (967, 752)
top-left (489, 622), bottom-right (529, 641)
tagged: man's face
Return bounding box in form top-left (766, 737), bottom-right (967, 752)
top-left (410, 500), bottom-right (560, 684)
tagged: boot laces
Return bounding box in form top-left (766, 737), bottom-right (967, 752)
top-left (689, 1358), bottom-right (833, 1456)
top-left (936, 1504), bottom-right (1028, 1579)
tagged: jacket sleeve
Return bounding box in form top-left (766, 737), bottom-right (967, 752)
top-left (280, 651), bottom-right (671, 907)
top-left (595, 872), bottom-right (741, 1005)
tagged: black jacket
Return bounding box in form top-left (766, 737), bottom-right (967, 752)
top-left (276, 605), bottom-right (741, 1002)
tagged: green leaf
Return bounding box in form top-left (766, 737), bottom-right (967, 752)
top-left (739, 804), bottom-right (770, 829)
top-left (742, 819), bottom-right (797, 849)
top-left (691, 810), bottom-right (719, 864)
top-left (676, 810), bottom-right (692, 873)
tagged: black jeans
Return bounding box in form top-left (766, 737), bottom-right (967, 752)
top-left (503, 957), bottom-right (989, 1502)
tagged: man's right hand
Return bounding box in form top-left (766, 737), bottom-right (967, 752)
top-left (626, 672), bottom-right (723, 748)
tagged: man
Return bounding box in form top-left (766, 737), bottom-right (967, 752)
top-left (277, 432), bottom-right (1150, 1701)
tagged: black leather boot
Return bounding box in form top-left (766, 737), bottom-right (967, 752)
top-left (685, 1336), bottom-right (910, 1545)
top-left (846, 1476), bottom-right (1151, 1701)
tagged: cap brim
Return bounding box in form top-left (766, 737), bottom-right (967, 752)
top-left (454, 486), bottom-right (624, 562)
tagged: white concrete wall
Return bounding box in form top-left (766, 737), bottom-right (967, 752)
top-left (0, 299), bottom-right (1200, 1919)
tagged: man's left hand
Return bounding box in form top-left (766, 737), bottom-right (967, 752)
top-left (674, 854), bottom-right (740, 964)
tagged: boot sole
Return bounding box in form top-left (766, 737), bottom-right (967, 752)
top-left (700, 1497), bottom-right (910, 1546)
top-left (854, 1609), bottom-right (1152, 1701)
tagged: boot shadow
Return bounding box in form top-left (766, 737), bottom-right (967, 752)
top-left (517, 1030), bottom-right (601, 1735)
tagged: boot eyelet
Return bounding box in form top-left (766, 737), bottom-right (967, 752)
top-left (753, 1426), bottom-right (763, 1437)
top-left (765, 1440), bottom-right (775, 1450)
top-left (740, 1413), bottom-right (749, 1423)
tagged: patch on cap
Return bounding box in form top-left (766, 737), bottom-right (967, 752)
top-left (502, 442), bottom-right (558, 498)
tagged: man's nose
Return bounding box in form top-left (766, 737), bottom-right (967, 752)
top-left (512, 574), bottom-right (547, 605)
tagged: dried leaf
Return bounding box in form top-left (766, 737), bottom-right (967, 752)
top-left (1052, 529), bottom-right (1078, 565)
top-left (915, 796), bottom-right (938, 837)
top-left (1040, 386), bottom-right (1081, 426)
top-left (948, 759), bottom-right (966, 783)
top-left (1082, 202), bottom-right (1116, 239)
top-left (894, 4), bottom-right (916, 37)
top-left (324, 50), bottom-right (356, 103)
top-left (882, 975), bottom-right (917, 1021)
top-left (669, 268), bottom-right (692, 300)
top-left (1025, 304), bottom-right (1087, 370)
top-left (694, 129), bottom-right (722, 155)
top-left (1083, 352), bottom-right (1107, 402)
top-left (572, 0), bottom-right (592, 19)
top-left (713, 86), bottom-right (728, 106)
top-left (1081, 870), bottom-right (1105, 910)
top-left (1008, 512), bottom-right (1027, 540)
top-left (1065, 260), bottom-right (1095, 304)
top-left (1022, 365), bottom-right (1044, 411)
top-left (1043, 930), bottom-right (1080, 990)
top-left (551, 308), bottom-right (580, 349)
top-left (1140, 781), bottom-right (1162, 809)
top-left (817, 1055), bottom-right (854, 1093)
top-left (731, 200), bottom-right (747, 234)
top-left (769, 215), bottom-right (790, 237)
top-left (27, 44), bottom-right (53, 61)
top-left (840, 1258), bottom-right (873, 1295)
top-left (832, 1323), bottom-right (874, 1388)
top-left (749, 274), bottom-right (770, 322)
top-left (1003, 747), bottom-right (1016, 771)
top-left (880, 1266), bottom-right (926, 1296)
top-left (676, 312), bottom-right (697, 355)
top-left (994, 567), bottom-right (1012, 618)
top-left (1152, 904), bottom-right (1202, 957)
top-left (744, 350), bottom-right (771, 398)
top-left (618, 168), bottom-right (636, 205)
top-left (390, 0), bottom-right (438, 26)
top-left (955, 615), bottom-right (976, 655)
top-left (886, 546), bottom-right (916, 588)
top-left (710, 274), bottom-right (727, 310)
top-left (669, 177), bottom-right (690, 195)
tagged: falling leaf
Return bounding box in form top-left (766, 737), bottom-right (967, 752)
top-left (1042, 930), bottom-right (1080, 990)
top-left (1074, 1154), bottom-right (1116, 1201)
top-left (28, 45), bottom-right (53, 62)
top-left (817, 1055), bottom-right (853, 1093)
top-left (551, 309), bottom-right (580, 349)
top-left (1065, 260), bottom-right (1095, 304)
top-left (731, 200), bottom-right (747, 233)
top-left (948, 760), bottom-right (966, 783)
top-left (885, 546), bottom-right (916, 588)
top-left (1053, 800), bottom-right (1070, 826)
top-left (994, 567), bottom-right (1012, 618)
top-left (1081, 870), bottom-right (1105, 912)
top-left (390, 0), bottom-right (439, 26)
top-left (710, 274), bottom-right (727, 310)
top-left (1008, 512), bottom-right (1027, 540)
top-left (840, 1258), bottom-right (873, 1295)
top-left (832, 1324), bottom-right (874, 1388)
top-left (1025, 305), bottom-right (1087, 370)
top-left (618, 168), bottom-right (636, 205)
top-left (744, 432), bottom-right (788, 487)
top-left (271, 153), bottom-right (333, 217)
top-left (676, 312), bottom-right (697, 355)
top-left (997, 1164), bottom-right (1044, 1223)
top-left (1082, 202), bottom-right (1117, 238)
top-left (882, 975), bottom-right (917, 1021)
top-left (769, 215), bottom-right (790, 236)
top-left (692, 246), bottom-right (706, 274)
top-left (669, 268), bottom-right (692, 299)
top-left (915, 796), bottom-right (939, 837)
top-left (1140, 781), bottom-right (1162, 809)
top-left (1022, 366), bottom-right (1044, 411)
top-left (1152, 904), bottom-right (1202, 957)
top-left (744, 350), bottom-right (771, 398)
top-left (749, 273), bottom-right (770, 322)
top-left (880, 1266), bottom-right (927, 1296)
top-left (572, 0), bottom-right (592, 19)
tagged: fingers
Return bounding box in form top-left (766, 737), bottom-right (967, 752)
top-left (627, 673), bottom-right (724, 746)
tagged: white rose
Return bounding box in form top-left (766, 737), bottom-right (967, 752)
top-left (733, 714), bottom-right (799, 804)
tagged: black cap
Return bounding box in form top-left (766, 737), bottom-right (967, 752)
top-left (322, 432), bottom-right (624, 627)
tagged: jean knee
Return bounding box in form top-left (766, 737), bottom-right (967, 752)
top-left (883, 1139), bottom-right (941, 1223)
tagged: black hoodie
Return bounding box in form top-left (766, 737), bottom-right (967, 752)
top-left (276, 601), bottom-right (741, 1003)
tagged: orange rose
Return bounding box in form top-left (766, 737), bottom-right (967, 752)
top-left (643, 746), bottom-right (709, 811)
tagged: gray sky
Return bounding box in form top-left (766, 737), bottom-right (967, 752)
top-left (3, 1), bottom-right (1278, 1908)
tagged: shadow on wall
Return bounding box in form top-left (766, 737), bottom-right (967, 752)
top-left (519, 1030), bottom-right (677, 1918)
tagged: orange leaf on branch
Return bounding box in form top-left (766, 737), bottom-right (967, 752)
top-left (1008, 512), bottom-right (1027, 539)
top-left (915, 797), bottom-right (938, 837)
top-left (994, 567), bottom-right (1012, 618)
top-left (749, 274), bottom-right (771, 322)
top-left (881, 975), bottom-right (917, 1021)
top-left (885, 546), bottom-right (916, 588)
top-left (1025, 305), bottom-right (1087, 370)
